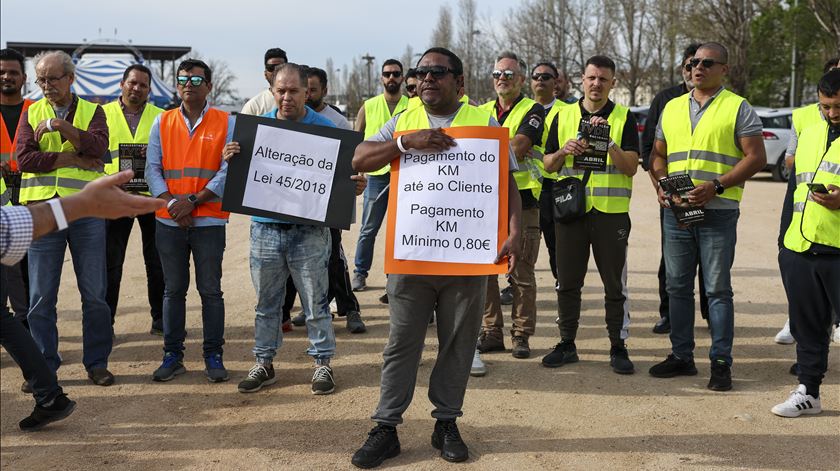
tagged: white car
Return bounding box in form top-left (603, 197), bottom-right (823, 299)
top-left (755, 107), bottom-right (794, 182)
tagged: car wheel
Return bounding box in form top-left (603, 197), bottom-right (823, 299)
top-left (771, 153), bottom-right (790, 182)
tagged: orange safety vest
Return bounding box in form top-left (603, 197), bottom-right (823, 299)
top-left (0, 99), bottom-right (34, 172)
top-left (155, 107), bottom-right (230, 220)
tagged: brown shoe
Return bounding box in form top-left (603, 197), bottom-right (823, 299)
top-left (87, 367), bottom-right (115, 386)
top-left (511, 336), bottom-right (530, 359)
top-left (477, 331), bottom-right (505, 353)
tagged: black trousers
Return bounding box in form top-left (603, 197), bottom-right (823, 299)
top-left (1, 254), bottom-right (29, 321)
top-left (538, 179), bottom-right (558, 280)
top-left (106, 212), bottom-right (164, 325)
top-left (283, 228), bottom-right (360, 318)
top-left (658, 207), bottom-right (708, 319)
top-left (779, 248), bottom-right (840, 397)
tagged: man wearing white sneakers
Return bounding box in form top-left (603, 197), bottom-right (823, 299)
top-left (772, 68), bottom-right (840, 418)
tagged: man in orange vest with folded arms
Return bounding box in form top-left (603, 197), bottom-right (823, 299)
top-left (1, 48), bottom-right (34, 328)
top-left (145, 59), bottom-right (232, 383)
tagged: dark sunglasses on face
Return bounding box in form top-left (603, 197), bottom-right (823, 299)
top-left (265, 63), bottom-right (282, 72)
top-left (382, 71), bottom-right (402, 78)
top-left (406, 84), bottom-right (417, 92)
top-left (531, 73), bottom-right (556, 82)
top-left (177, 75), bottom-right (206, 87)
top-left (683, 62), bottom-right (693, 72)
top-left (492, 69), bottom-right (516, 80)
top-left (689, 58), bottom-right (725, 69)
top-left (415, 66), bottom-right (455, 79)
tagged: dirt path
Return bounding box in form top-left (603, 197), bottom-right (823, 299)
top-left (1, 172), bottom-right (837, 470)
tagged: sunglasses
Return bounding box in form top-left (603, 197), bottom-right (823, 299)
top-left (265, 63), bottom-right (283, 72)
top-left (406, 84), bottom-right (417, 92)
top-left (531, 73), bottom-right (556, 82)
top-left (492, 69), bottom-right (516, 80)
top-left (683, 62), bottom-right (693, 72)
top-left (689, 58), bottom-right (726, 69)
top-left (382, 71), bottom-right (402, 78)
top-left (177, 76), bottom-right (206, 87)
top-left (415, 66), bottom-right (455, 79)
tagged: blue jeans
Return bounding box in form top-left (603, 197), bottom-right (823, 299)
top-left (250, 222), bottom-right (335, 360)
top-left (27, 217), bottom-right (112, 372)
top-left (353, 173), bottom-right (389, 277)
top-left (155, 222), bottom-right (226, 359)
top-left (663, 209), bottom-right (739, 365)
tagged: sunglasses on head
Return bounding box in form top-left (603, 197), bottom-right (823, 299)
top-left (177, 75), bottom-right (206, 87)
top-left (531, 72), bottom-right (556, 82)
top-left (382, 71), bottom-right (402, 78)
top-left (406, 84), bottom-right (417, 92)
top-left (492, 69), bottom-right (516, 80)
top-left (689, 58), bottom-right (725, 69)
top-left (415, 66), bottom-right (455, 79)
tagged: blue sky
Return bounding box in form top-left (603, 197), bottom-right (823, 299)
top-left (1, 0), bottom-right (509, 100)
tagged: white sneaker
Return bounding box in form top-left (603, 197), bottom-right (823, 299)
top-left (771, 384), bottom-right (821, 417)
top-left (470, 349), bottom-right (486, 377)
top-left (774, 320), bottom-right (795, 344)
top-left (832, 324), bottom-right (840, 344)
top-left (329, 300), bottom-right (338, 314)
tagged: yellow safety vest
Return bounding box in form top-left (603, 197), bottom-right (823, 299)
top-left (783, 121), bottom-right (840, 252)
top-left (394, 101), bottom-right (490, 132)
top-left (478, 97), bottom-right (542, 198)
top-left (0, 177), bottom-right (9, 206)
top-left (407, 94), bottom-right (469, 110)
top-left (364, 94), bottom-right (409, 175)
top-left (102, 100), bottom-right (163, 196)
top-left (792, 103), bottom-right (822, 138)
top-left (553, 102), bottom-right (632, 213)
top-left (20, 97), bottom-right (101, 203)
top-left (660, 89), bottom-right (746, 202)
top-left (537, 100), bottom-right (570, 181)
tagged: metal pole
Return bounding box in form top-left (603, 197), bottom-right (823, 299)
top-left (362, 53), bottom-right (375, 98)
top-left (789, 0), bottom-right (798, 107)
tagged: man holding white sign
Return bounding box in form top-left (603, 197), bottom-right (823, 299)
top-left (349, 47), bottom-right (521, 469)
top-left (223, 63), bottom-right (365, 396)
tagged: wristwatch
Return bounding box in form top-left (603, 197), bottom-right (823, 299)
top-left (187, 194), bottom-right (198, 205)
top-left (712, 179), bottom-right (725, 195)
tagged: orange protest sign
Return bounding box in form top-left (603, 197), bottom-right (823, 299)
top-left (384, 126), bottom-right (510, 275)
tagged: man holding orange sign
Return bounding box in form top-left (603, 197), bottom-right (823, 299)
top-left (349, 47), bottom-right (521, 469)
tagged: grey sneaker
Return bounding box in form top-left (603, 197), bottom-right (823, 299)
top-left (204, 353), bottom-right (229, 383)
top-left (291, 313), bottom-right (306, 327)
top-left (311, 365), bottom-right (335, 395)
top-left (238, 361), bottom-right (277, 393)
top-left (346, 311), bottom-right (367, 334)
top-left (153, 353), bottom-right (186, 382)
top-left (351, 273), bottom-right (367, 292)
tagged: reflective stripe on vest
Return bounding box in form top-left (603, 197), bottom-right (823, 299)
top-left (0, 99), bottom-right (33, 172)
top-left (155, 107), bottom-right (229, 220)
top-left (783, 121), bottom-right (840, 252)
top-left (661, 89), bottom-right (746, 202)
top-left (364, 94), bottom-right (409, 176)
top-left (537, 100), bottom-right (570, 181)
top-left (791, 103), bottom-right (822, 138)
top-left (20, 97), bottom-right (100, 203)
top-left (407, 94), bottom-right (469, 111)
top-left (102, 100), bottom-right (163, 196)
top-left (478, 97), bottom-right (542, 198)
top-left (394, 102), bottom-right (491, 133)
top-left (553, 102), bottom-right (632, 213)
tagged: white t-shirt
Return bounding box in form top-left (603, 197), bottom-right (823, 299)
top-left (240, 89), bottom-right (275, 116)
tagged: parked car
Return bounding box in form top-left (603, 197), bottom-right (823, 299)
top-left (755, 107), bottom-right (794, 182)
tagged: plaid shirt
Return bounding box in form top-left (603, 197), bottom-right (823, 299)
top-left (1, 205), bottom-right (32, 266)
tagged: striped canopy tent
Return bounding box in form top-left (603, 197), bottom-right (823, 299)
top-left (26, 54), bottom-right (176, 108)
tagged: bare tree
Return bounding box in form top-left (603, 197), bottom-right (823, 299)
top-left (613, 0), bottom-right (653, 105)
top-left (431, 5), bottom-right (454, 48)
top-left (400, 44), bottom-right (416, 71)
top-left (808, 0), bottom-right (840, 53)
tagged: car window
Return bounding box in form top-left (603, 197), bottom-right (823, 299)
top-left (760, 115), bottom-right (791, 129)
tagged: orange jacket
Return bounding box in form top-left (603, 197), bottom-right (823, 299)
top-left (155, 107), bottom-right (230, 220)
top-left (0, 98), bottom-right (34, 172)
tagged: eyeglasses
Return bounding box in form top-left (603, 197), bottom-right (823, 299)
top-left (492, 69), bottom-right (516, 80)
top-left (265, 63), bottom-right (282, 72)
top-left (415, 66), bottom-right (455, 79)
top-left (406, 84), bottom-right (417, 92)
top-left (382, 71), bottom-right (402, 78)
top-left (531, 73), bottom-right (556, 82)
top-left (689, 58), bottom-right (726, 69)
top-left (177, 75), bottom-right (206, 87)
top-left (35, 74), bottom-right (67, 87)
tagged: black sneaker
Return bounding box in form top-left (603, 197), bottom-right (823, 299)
top-left (88, 367), bottom-right (115, 386)
top-left (609, 345), bottom-right (635, 374)
top-left (477, 331), bottom-right (505, 353)
top-left (21, 379), bottom-right (32, 394)
top-left (511, 336), bottom-right (530, 359)
top-left (19, 394), bottom-right (76, 432)
top-left (649, 354), bottom-right (698, 378)
top-left (150, 318), bottom-right (163, 336)
top-left (312, 364), bottom-right (335, 395)
top-left (708, 359), bottom-right (732, 391)
top-left (431, 419), bottom-right (469, 463)
top-left (499, 285), bottom-right (513, 305)
top-left (541, 341), bottom-right (579, 368)
top-left (351, 424), bottom-right (400, 469)
top-left (652, 316), bottom-right (671, 334)
top-left (153, 353), bottom-right (186, 382)
top-left (379, 293), bottom-right (389, 304)
top-left (789, 362), bottom-right (799, 376)
top-left (291, 313), bottom-right (306, 327)
top-left (238, 361), bottom-right (277, 393)
top-left (346, 311), bottom-right (367, 334)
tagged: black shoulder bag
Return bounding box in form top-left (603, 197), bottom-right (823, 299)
top-left (552, 170), bottom-right (592, 223)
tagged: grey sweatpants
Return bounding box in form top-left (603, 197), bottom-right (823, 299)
top-left (372, 274), bottom-right (487, 426)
